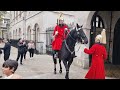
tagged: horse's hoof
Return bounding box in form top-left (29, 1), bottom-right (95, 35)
top-left (59, 70), bottom-right (62, 74)
top-left (65, 76), bottom-right (69, 79)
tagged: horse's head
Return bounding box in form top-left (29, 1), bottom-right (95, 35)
top-left (72, 23), bottom-right (88, 44)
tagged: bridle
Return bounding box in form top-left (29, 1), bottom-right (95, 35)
top-left (64, 26), bottom-right (83, 55)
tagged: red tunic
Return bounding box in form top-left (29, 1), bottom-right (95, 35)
top-left (84, 43), bottom-right (107, 79)
top-left (52, 25), bottom-right (69, 50)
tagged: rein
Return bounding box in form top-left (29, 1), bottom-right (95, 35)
top-left (64, 26), bottom-right (87, 55)
top-left (64, 40), bottom-right (81, 55)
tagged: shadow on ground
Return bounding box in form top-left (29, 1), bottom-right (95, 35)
top-left (105, 63), bottom-right (120, 79)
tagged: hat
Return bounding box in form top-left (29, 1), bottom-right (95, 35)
top-left (95, 34), bottom-right (103, 43)
top-left (57, 13), bottom-right (64, 25)
top-left (101, 29), bottom-right (106, 44)
top-left (58, 13), bottom-right (64, 21)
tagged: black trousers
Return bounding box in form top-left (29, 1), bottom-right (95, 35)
top-left (16, 52), bottom-right (24, 64)
top-left (24, 51), bottom-right (27, 59)
top-left (4, 54), bottom-right (10, 61)
top-left (29, 49), bottom-right (34, 58)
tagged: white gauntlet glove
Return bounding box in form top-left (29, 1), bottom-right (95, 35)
top-left (55, 31), bottom-right (58, 36)
top-left (65, 28), bottom-right (68, 31)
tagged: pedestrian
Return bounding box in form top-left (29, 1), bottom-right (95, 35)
top-left (2, 59), bottom-right (22, 79)
top-left (84, 29), bottom-right (107, 79)
top-left (16, 38), bottom-right (24, 65)
top-left (51, 13), bottom-right (70, 59)
top-left (23, 40), bottom-right (28, 60)
top-left (28, 40), bottom-right (35, 59)
top-left (0, 39), bottom-right (11, 61)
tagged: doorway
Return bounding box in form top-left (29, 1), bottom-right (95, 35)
top-left (112, 18), bottom-right (120, 65)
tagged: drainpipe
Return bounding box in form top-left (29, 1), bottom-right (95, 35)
top-left (108, 11), bottom-right (112, 63)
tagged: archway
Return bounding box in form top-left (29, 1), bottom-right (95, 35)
top-left (18, 28), bottom-right (21, 39)
top-left (27, 26), bottom-right (31, 40)
top-left (34, 23), bottom-right (41, 53)
top-left (112, 18), bottom-right (120, 65)
top-left (89, 12), bottom-right (105, 66)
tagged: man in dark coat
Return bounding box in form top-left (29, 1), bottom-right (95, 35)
top-left (16, 39), bottom-right (25, 65)
top-left (0, 39), bottom-right (11, 61)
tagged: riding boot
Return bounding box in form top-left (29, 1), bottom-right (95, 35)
top-left (73, 52), bottom-right (77, 58)
top-left (74, 55), bottom-right (77, 58)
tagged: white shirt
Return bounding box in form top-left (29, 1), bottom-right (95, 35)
top-left (4, 74), bottom-right (14, 79)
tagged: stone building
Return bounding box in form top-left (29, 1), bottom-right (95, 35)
top-left (9, 11), bottom-right (75, 54)
top-left (0, 12), bottom-right (10, 39)
top-left (9, 11), bottom-right (120, 69)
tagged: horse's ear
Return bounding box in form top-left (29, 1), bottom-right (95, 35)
top-left (76, 23), bottom-right (80, 28)
top-left (81, 25), bottom-right (83, 28)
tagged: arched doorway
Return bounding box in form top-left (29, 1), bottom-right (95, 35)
top-left (90, 12), bottom-right (105, 66)
top-left (34, 23), bottom-right (42, 54)
top-left (112, 18), bottom-right (120, 65)
top-left (18, 28), bottom-right (21, 39)
top-left (27, 26), bottom-right (31, 40)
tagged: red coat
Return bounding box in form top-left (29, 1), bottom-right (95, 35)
top-left (84, 43), bottom-right (107, 79)
top-left (52, 25), bottom-right (69, 50)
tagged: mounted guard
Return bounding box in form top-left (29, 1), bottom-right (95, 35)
top-left (52, 13), bottom-right (70, 59)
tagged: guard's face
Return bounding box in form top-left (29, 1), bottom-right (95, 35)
top-left (59, 20), bottom-right (64, 24)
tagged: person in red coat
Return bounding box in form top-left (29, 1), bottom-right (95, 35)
top-left (52, 15), bottom-right (70, 59)
top-left (84, 34), bottom-right (107, 79)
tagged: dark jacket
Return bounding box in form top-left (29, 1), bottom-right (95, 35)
top-left (1, 42), bottom-right (11, 55)
top-left (17, 42), bottom-right (25, 53)
top-left (23, 43), bottom-right (28, 53)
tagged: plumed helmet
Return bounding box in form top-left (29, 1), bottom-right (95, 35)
top-left (58, 12), bottom-right (64, 21)
top-left (101, 29), bottom-right (106, 44)
top-left (59, 16), bottom-right (64, 21)
top-left (95, 34), bottom-right (103, 43)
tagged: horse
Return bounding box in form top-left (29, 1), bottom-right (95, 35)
top-left (52, 23), bottom-right (88, 79)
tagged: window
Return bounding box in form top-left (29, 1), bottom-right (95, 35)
top-left (95, 15), bottom-right (104, 28)
top-left (19, 11), bottom-right (22, 18)
top-left (19, 28), bottom-right (21, 38)
top-left (4, 19), bottom-right (7, 23)
top-left (16, 11), bottom-right (18, 20)
top-left (14, 11), bottom-right (15, 19)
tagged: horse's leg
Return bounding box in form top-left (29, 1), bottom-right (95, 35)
top-left (68, 58), bottom-right (73, 70)
top-left (63, 60), bottom-right (69, 79)
top-left (59, 59), bottom-right (62, 73)
top-left (65, 58), bottom-right (73, 78)
top-left (58, 50), bottom-right (62, 74)
top-left (53, 51), bottom-right (57, 74)
top-left (53, 58), bottom-right (57, 74)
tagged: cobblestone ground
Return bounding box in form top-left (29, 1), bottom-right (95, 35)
top-left (0, 43), bottom-right (115, 79)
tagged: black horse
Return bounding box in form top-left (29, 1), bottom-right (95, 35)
top-left (52, 23), bottom-right (88, 79)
